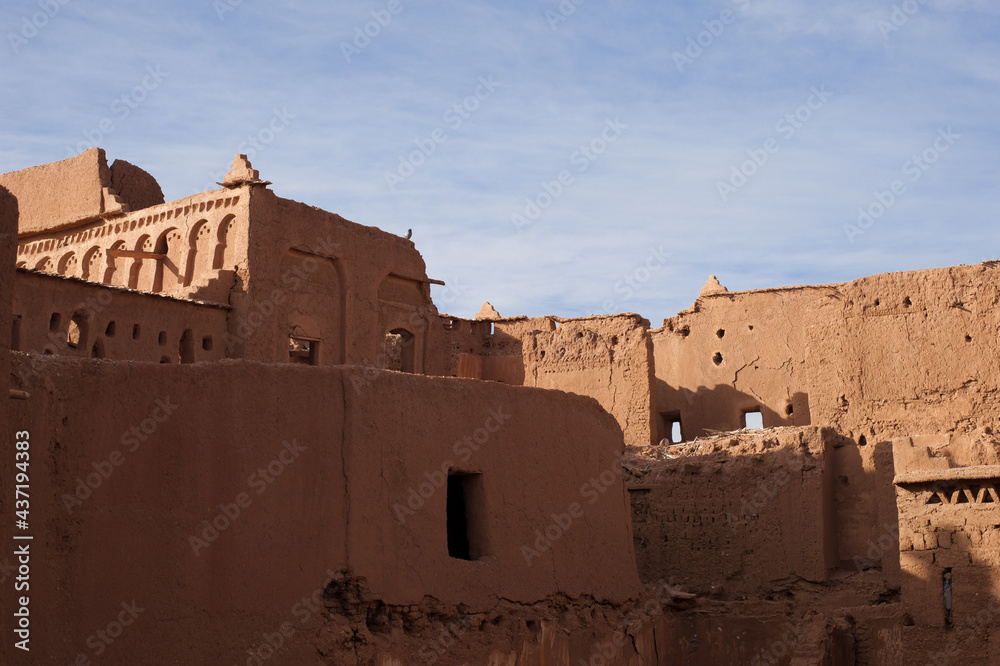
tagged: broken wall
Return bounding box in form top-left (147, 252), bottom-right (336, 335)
top-left (893, 438), bottom-right (1000, 628)
top-left (654, 263), bottom-right (1000, 445)
top-left (109, 158), bottom-right (165, 212)
top-left (624, 427), bottom-right (836, 598)
top-left (439, 313), bottom-right (656, 447)
top-left (650, 263), bottom-right (1000, 578)
top-left (2, 148), bottom-right (131, 235)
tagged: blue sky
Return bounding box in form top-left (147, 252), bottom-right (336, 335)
top-left (2, 0), bottom-right (998, 323)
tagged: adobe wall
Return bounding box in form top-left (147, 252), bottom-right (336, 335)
top-left (109, 158), bottom-right (165, 212)
top-left (1, 185), bottom-right (15, 397)
top-left (11, 269), bottom-right (229, 365)
top-left (243, 188), bottom-right (439, 369)
top-left (1, 148), bottom-right (132, 236)
top-left (9, 150), bottom-right (439, 372)
top-left (890, 438), bottom-right (1000, 662)
top-left (654, 263), bottom-right (1000, 444)
top-left (650, 263), bottom-right (1000, 574)
top-left (439, 313), bottom-right (656, 447)
top-left (5, 356), bottom-right (638, 664)
top-left (624, 427), bottom-right (836, 598)
top-left (15, 185), bottom-right (249, 305)
top-left (651, 286), bottom-right (824, 442)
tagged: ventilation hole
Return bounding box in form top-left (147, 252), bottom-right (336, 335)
top-left (49, 312), bottom-right (61, 332)
top-left (132, 324), bottom-right (141, 340)
top-left (179, 329), bottom-right (195, 364)
top-left (159, 355), bottom-right (170, 364)
top-left (610, 335), bottom-right (618, 346)
top-left (874, 299), bottom-right (880, 306)
top-left (202, 336), bottom-right (213, 351)
top-left (965, 335), bottom-right (972, 343)
top-left (713, 352), bottom-right (723, 366)
top-left (105, 321), bottom-right (116, 337)
top-left (576, 332), bottom-right (583, 338)
top-left (67, 312), bottom-right (86, 349)
top-left (858, 435), bottom-right (868, 447)
top-left (786, 404), bottom-right (794, 416)
top-left (748, 325), bottom-right (754, 331)
top-left (716, 329), bottom-right (725, 338)
top-left (158, 331), bottom-right (167, 346)
top-left (903, 297), bottom-right (912, 307)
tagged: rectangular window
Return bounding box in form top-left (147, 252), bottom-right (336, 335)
top-left (744, 409), bottom-right (764, 430)
top-left (289, 337), bottom-right (319, 365)
top-left (11, 316), bottom-right (21, 351)
top-left (659, 412), bottom-right (683, 443)
top-left (943, 568), bottom-right (953, 629)
top-left (447, 472), bottom-right (487, 561)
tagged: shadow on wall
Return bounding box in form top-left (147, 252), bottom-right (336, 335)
top-left (627, 429), bottom-right (838, 599)
top-left (456, 325), bottom-right (527, 385)
top-left (189, 269), bottom-right (237, 304)
top-left (654, 378), bottom-right (811, 442)
top-left (893, 539), bottom-right (1000, 662)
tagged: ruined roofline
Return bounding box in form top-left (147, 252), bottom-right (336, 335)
top-left (438, 311), bottom-right (651, 327)
top-left (660, 260), bottom-right (1000, 326)
top-left (3, 148), bottom-right (167, 238)
top-left (693, 260), bottom-right (1000, 302)
top-left (895, 465), bottom-right (1000, 485)
top-left (16, 267), bottom-right (231, 310)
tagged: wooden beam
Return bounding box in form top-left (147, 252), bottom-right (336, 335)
top-left (106, 250), bottom-right (166, 260)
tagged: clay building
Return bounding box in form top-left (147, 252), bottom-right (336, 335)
top-left (3, 150), bottom-right (1000, 664)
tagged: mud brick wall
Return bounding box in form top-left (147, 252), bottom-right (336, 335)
top-left (625, 427), bottom-right (836, 598)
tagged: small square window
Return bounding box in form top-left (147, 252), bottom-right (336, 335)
top-left (289, 337), bottom-right (319, 365)
top-left (744, 410), bottom-right (763, 430)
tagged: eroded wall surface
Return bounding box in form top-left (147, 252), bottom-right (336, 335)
top-left (653, 264), bottom-right (1000, 445)
top-left (892, 437), bottom-right (1000, 660)
top-left (625, 427), bottom-right (836, 598)
top-left (1, 148), bottom-right (127, 236)
top-left (438, 314), bottom-right (656, 447)
top-left (5, 357), bottom-right (639, 665)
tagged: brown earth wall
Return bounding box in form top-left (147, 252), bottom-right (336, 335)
top-left (3, 356), bottom-right (639, 665)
